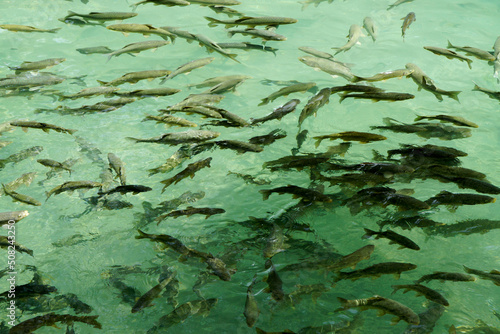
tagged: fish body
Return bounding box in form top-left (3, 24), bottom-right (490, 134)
top-left (473, 82), bottom-right (500, 102)
top-left (405, 63), bottom-right (461, 101)
top-left (99, 185), bottom-right (152, 196)
top-left (193, 34), bottom-right (239, 63)
top-left (106, 23), bottom-right (175, 41)
top-left (189, 0), bottom-right (240, 4)
top-left (116, 87), bottom-right (180, 98)
top-left (336, 295), bottom-right (419, 325)
top-left (447, 41), bottom-right (496, 61)
top-left (415, 271), bottom-right (476, 283)
top-left (132, 273), bottom-right (175, 313)
top-left (0, 236), bottom-right (34, 256)
top-left (156, 207), bottom-right (225, 222)
top-left (0, 72), bottom-right (65, 90)
top-left (387, 0), bottom-right (414, 10)
top-left (298, 87), bottom-right (331, 126)
top-left (215, 140), bottom-right (264, 153)
top-left (2, 184), bottom-right (41, 206)
top-left (264, 260), bottom-right (285, 301)
top-left (107, 153), bottom-right (126, 185)
top-left (136, 230), bottom-right (194, 256)
top-left (352, 68), bottom-right (414, 83)
top-left (205, 16), bottom-right (297, 28)
top-left (244, 277), bottom-right (260, 327)
top-left (425, 190), bottom-right (496, 207)
top-left (298, 46), bottom-right (333, 59)
top-left (9, 313), bottom-right (101, 334)
top-left (37, 159), bottom-right (72, 174)
top-left (259, 82), bottom-right (315, 106)
top-left (392, 284), bottom-right (449, 306)
top-left (217, 42), bottom-right (278, 55)
top-left (161, 57), bottom-right (215, 82)
top-left (132, 0), bottom-right (191, 8)
top-left (166, 93), bottom-right (225, 110)
top-left (98, 70), bottom-right (172, 86)
top-left (363, 228), bottom-right (420, 250)
top-left (208, 5), bottom-right (244, 17)
top-left (167, 105), bottom-right (223, 119)
top-left (401, 12), bottom-right (416, 38)
top-left (403, 301), bottom-right (445, 334)
top-left (76, 46), bottom-right (114, 54)
top-left (160, 157), bottom-right (212, 191)
top-left (201, 78), bottom-right (247, 95)
top-left (363, 17), bottom-right (377, 41)
top-left (60, 86), bottom-right (119, 100)
top-left (424, 46), bottom-right (473, 69)
top-left (46, 181), bottom-right (103, 198)
top-left (65, 11), bottom-right (138, 21)
top-left (335, 262), bottom-right (417, 281)
top-left (0, 24), bottom-right (60, 33)
top-left (463, 265), bottom-right (500, 286)
top-left (339, 91), bottom-right (415, 102)
top-left (260, 185), bottom-right (332, 202)
top-left (414, 114), bottom-right (478, 128)
top-left (263, 224), bottom-right (287, 259)
top-left (0, 210), bottom-right (29, 226)
top-left (332, 24), bottom-right (365, 55)
top-left (251, 99), bottom-right (300, 124)
top-left (329, 245), bottom-right (375, 271)
top-left (249, 129), bottom-right (286, 146)
top-left (211, 107), bottom-right (249, 126)
top-left (227, 28), bottom-right (287, 41)
top-left (128, 130), bottom-right (220, 145)
top-left (299, 56), bottom-right (355, 80)
top-left (9, 58), bottom-right (66, 74)
top-left (144, 114), bottom-right (198, 127)
top-left (313, 131), bottom-right (386, 147)
top-left (107, 40), bottom-right (170, 61)
top-left (188, 75), bottom-right (251, 89)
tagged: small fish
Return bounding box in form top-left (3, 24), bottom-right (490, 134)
top-left (208, 5), bottom-right (244, 17)
top-left (425, 190), bottom-right (496, 207)
top-left (143, 114), bottom-right (198, 128)
top-left (127, 130), bottom-right (220, 145)
top-left (406, 63), bottom-right (461, 101)
top-left (352, 68), bottom-right (414, 83)
top-left (298, 46), bottom-right (334, 59)
top-left (189, 0), bottom-right (240, 5)
top-left (473, 82), bottom-right (500, 102)
top-left (227, 28), bottom-right (287, 42)
top-left (97, 70), bottom-right (172, 86)
top-left (115, 87), bottom-right (180, 98)
top-left (9, 58), bottom-right (66, 74)
top-left (46, 181), bottom-right (103, 199)
top-left (106, 23), bottom-right (175, 42)
top-left (0, 210), bottom-right (29, 226)
top-left (2, 184), bottom-right (41, 206)
top-left (205, 16), bottom-right (297, 28)
top-left (156, 206), bottom-right (225, 222)
top-left (200, 78), bottom-right (247, 95)
top-left (131, 0), bottom-right (191, 9)
top-left (0, 235), bottom-right (34, 256)
top-left (249, 129), bottom-right (286, 146)
top-left (259, 82), bottom-right (315, 106)
top-left (335, 295), bottom-right (419, 325)
top-left (215, 140), bottom-right (264, 153)
top-left (387, 0), bottom-right (414, 10)
top-left (415, 271), bottom-right (476, 284)
top-left (447, 40), bottom-right (496, 61)
top-left (404, 301), bottom-right (445, 334)
top-left (99, 185), bottom-right (152, 196)
top-left (193, 34), bottom-right (239, 63)
top-left (363, 17), bottom-right (377, 41)
top-left (264, 259), bottom-right (285, 302)
top-left (362, 228), bottom-right (420, 250)
top-left (414, 114), bottom-right (478, 128)
top-left (243, 276), bottom-right (260, 327)
top-left (463, 265), bottom-right (500, 286)
top-left (379, 215), bottom-right (445, 230)
top-left (160, 57), bottom-right (215, 83)
top-left (160, 157), bottom-right (212, 192)
top-left (107, 153), bottom-right (126, 185)
top-left (59, 86), bottom-right (119, 100)
top-left (391, 284), bottom-right (449, 306)
top-left (10, 121), bottom-right (76, 135)
top-left (328, 244), bottom-right (375, 271)
top-left (136, 229), bottom-right (195, 257)
top-left (76, 46), bottom-right (114, 54)
top-left (263, 224), bottom-right (287, 259)
top-left (332, 24), bottom-right (365, 55)
top-left (401, 12), bottom-right (416, 38)
top-left (313, 131), bottom-right (386, 147)
top-left (217, 42), bottom-right (278, 55)
top-left (424, 46), bottom-right (473, 69)
top-left (107, 40), bottom-right (170, 61)
top-left (9, 313), bottom-right (101, 334)
top-left (339, 91), bottom-right (415, 102)
top-left (260, 185), bottom-right (332, 202)
top-left (227, 171), bottom-right (270, 185)
top-left (131, 272), bottom-right (175, 313)
top-left (334, 262), bottom-right (417, 282)
top-left (65, 11), bottom-right (138, 22)
top-left (431, 219), bottom-right (500, 237)
top-left (0, 24), bottom-right (60, 33)
top-left (298, 87), bottom-right (331, 126)
top-left (299, 56), bottom-right (355, 81)
top-left (37, 159), bottom-right (72, 174)
top-left (188, 75), bottom-right (251, 89)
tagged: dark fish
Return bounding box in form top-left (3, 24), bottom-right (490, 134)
top-left (392, 284), bottom-right (449, 306)
top-left (251, 99), bottom-right (300, 124)
top-left (260, 185), bottom-right (332, 202)
top-left (160, 157), bottom-right (212, 192)
top-left (99, 184), bottom-right (152, 196)
top-left (339, 91), bottom-right (415, 102)
top-left (263, 224), bottom-right (287, 259)
top-left (362, 228), bottom-right (420, 250)
top-left (378, 215), bottom-right (445, 230)
top-left (115, 87), bottom-right (180, 98)
top-left (434, 176), bottom-right (500, 195)
top-left (463, 265), bottom-right (500, 286)
top-left (136, 229), bottom-right (199, 258)
top-left (9, 313), bottom-right (102, 334)
top-left (264, 155), bottom-right (330, 171)
top-left (259, 82), bottom-right (316, 106)
top-left (335, 295), bottom-right (419, 325)
top-left (430, 219), bottom-right (500, 237)
top-left (298, 87), bottom-right (331, 126)
top-left (0, 236), bottom-right (34, 256)
top-left (264, 259), bottom-right (285, 302)
top-left (46, 181), bottom-right (103, 198)
top-left (156, 206), bottom-right (225, 223)
top-left (2, 184), bottom-right (41, 206)
top-left (10, 120), bottom-right (76, 135)
top-left (323, 162), bottom-right (414, 177)
top-left (414, 114), bottom-right (478, 128)
top-left (107, 153), bottom-right (126, 185)
top-left (425, 191), bottom-right (496, 207)
top-left (76, 46), bottom-right (114, 54)
top-left (215, 140), bottom-right (264, 153)
top-left (328, 244), bottom-right (375, 271)
top-left (330, 84), bottom-right (385, 94)
top-left (424, 46), bottom-right (473, 69)
top-left (217, 42), bottom-right (278, 55)
top-left (313, 131), bottom-right (386, 147)
top-left (243, 276), bottom-right (260, 327)
top-left (403, 301), bottom-right (445, 334)
top-left (37, 158), bottom-right (72, 174)
top-left (334, 262), bottom-right (417, 282)
top-left (127, 130), bottom-right (220, 145)
top-left (249, 129), bottom-right (287, 146)
top-left (415, 272), bottom-right (476, 284)
top-left (132, 272), bottom-right (175, 313)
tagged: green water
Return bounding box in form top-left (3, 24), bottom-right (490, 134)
top-left (1, 0), bottom-right (500, 332)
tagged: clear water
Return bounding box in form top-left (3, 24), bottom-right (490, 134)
top-left (1, 0), bottom-right (500, 333)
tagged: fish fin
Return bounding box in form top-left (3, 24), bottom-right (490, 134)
top-left (390, 317), bottom-right (401, 325)
top-left (393, 273), bottom-right (401, 279)
top-left (490, 269), bottom-right (500, 274)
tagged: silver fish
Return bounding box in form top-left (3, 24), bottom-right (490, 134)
top-left (160, 57), bottom-right (215, 82)
top-left (332, 24), bottom-right (365, 55)
top-left (107, 40), bottom-right (170, 61)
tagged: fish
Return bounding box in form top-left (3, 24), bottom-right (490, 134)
top-left (351, 68), bottom-right (414, 83)
top-left (205, 16), bottom-right (297, 28)
top-left (107, 153), bottom-right (126, 186)
top-left (106, 23), bottom-right (176, 42)
top-left (227, 171), bottom-right (270, 185)
top-left (405, 63), bottom-right (461, 101)
top-left (328, 244), bottom-right (375, 272)
top-left (387, 0), bottom-right (414, 10)
top-left (200, 78), bottom-right (247, 95)
top-left (0, 146), bottom-right (43, 170)
top-left (430, 219), bottom-right (500, 237)
top-left (0, 235), bottom-right (34, 256)
top-left (37, 159), bottom-right (73, 174)
top-left (401, 12), bottom-right (416, 38)
top-left (136, 229), bottom-right (202, 258)
top-left (299, 56), bottom-right (355, 81)
top-left (339, 91), bottom-right (415, 102)
top-left (473, 82), bottom-right (500, 102)
top-left (392, 284), bottom-right (449, 306)
top-left (313, 131), bottom-right (386, 147)
top-left (227, 28), bottom-right (287, 42)
top-left (143, 114), bottom-right (198, 128)
top-left (127, 130), bottom-right (220, 145)
top-left (192, 34), bottom-right (239, 63)
top-left (447, 40), bottom-right (496, 61)
top-left (160, 157), bottom-right (212, 191)
top-left (131, 0), bottom-right (191, 9)
top-left (345, 187), bottom-right (430, 214)
top-left (160, 57), bottom-right (215, 83)
top-left (330, 84), bottom-right (385, 94)
top-left (10, 121), bottom-right (76, 135)
top-left (494, 59), bottom-right (500, 83)
top-left (249, 129), bottom-right (286, 146)
top-left (97, 70), bottom-right (172, 86)
top-left (434, 176), bottom-right (500, 195)
top-left (215, 140), bottom-right (264, 153)
top-left (323, 162), bottom-right (414, 177)
top-left (0, 210), bottom-right (29, 226)
top-left (210, 107), bottom-right (249, 127)
top-left (8, 58), bottom-right (66, 74)
top-left (9, 313), bottom-right (101, 334)
top-left (403, 301), bottom-right (445, 334)
top-left (264, 259), bottom-right (285, 302)
top-left (260, 185), bottom-right (332, 202)
top-left (285, 283), bottom-right (329, 306)
top-left (2, 184), bottom-right (41, 206)
top-left (379, 215), bottom-right (445, 230)
top-left (363, 17), bottom-right (377, 41)
top-left (0, 72), bottom-right (66, 90)
top-left (156, 207), bottom-right (225, 223)
top-left (463, 265), bottom-right (500, 286)
top-left (259, 82), bottom-right (316, 106)
top-left (298, 87), bottom-right (331, 126)
top-left (362, 228), bottom-right (420, 250)
top-left (414, 114), bottom-right (478, 128)
top-left (107, 40), bottom-right (170, 61)
top-left (188, 75), bottom-right (252, 89)
top-left (131, 271), bottom-right (175, 313)
top-left (0, 24), bottom-right (60, 33)
top-left (158, 26), bottom-right (197, 43)
top-left (64, 11), bottom-right (138, 22)
top-left (298, 46), bottom-right (334, 59)
top-left (99, 185), bottom-right (152, 196)
top-left (372, 118), bottom-right (471, 140)
top-left (263, 224), bottom-right (288, 259)
top-left (217, 42), bottom-right (278, 55)
top-left (334, 262), bottom-right (417, 282)
top-left (415, 272), bottom-right (476, 284)
top-left (46, 181), bottom-right (103, 199)
top-left (243, 276), bottom-right (260, 327)
top-left (425, 191), bottom-right (496, 207)
top-left (59, 86), bottom-right (119, 100)
top-left (1, 173), bottom-right (37, 195)
top-left (494, 35), bottom-right (500, 59)
top-left (332, 24), bottom-right (365, 55)
top-left (189, 0), bottom-right (240, 5)
top-left (76, 46), bottom-right (114, 54)
top-left (424, 46), bottom-right (473, 69)
top-left (208, 5), bottom-right (244, 17)
top-left (115, 87), bottom-right (181, 98)
top-left (335, 295), bottom-right (419, 325)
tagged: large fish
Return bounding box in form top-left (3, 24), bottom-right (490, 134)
top-left (64, 11), bottom-right (138, 22)
top-left (127, 130), bottom-right (220, 145)
top-left (46, 181), bottom-right (103, 199)
top-left (160, 57), bottom-right (215, 82)
top-left (131, 272), bottom-right (175, 313)
top-left (0, 24), bottom-right (60, 33)
top-left (0, 210), bottom-right (29, 226)
top-left (107, 40), bottom-right (170, 61)
top-left (405, 63), bottom-right (461, 101)
top-left (251, 99), bottom-right (300, 124)
top-left (227, 28), bottom-right (287, 41)
top-left (362, 228), bottom-right (420, 250)
top-left (447, 40), bottom-right (496, 61)
top-left (334, 262), bottom-right (417, 282)
top-left (8, 58), bottom-right (66, 74)
top-left (98, 70), bottom-right (172, 86)
top-left (299, 56), bottom-right (355, 81)
top-left (204, 16), bottom-right (297, 28)
top-left (298, 87), bottom-right (331, 126)
top-left (192, 34), bottom-right (239, 63)
top-left (424, 46), bottom-right (473, 69)
top-left (160, 157), bottom-right (212, 191)
top-left (391, 284), bottom-right (449, 306)
top-left (363, 17), bottom-right (377, 41)
top-left (9, 313), bottom-right (101, 334)
top-left (259, 82), bottom-right (315, 106)
top-left (415, 271), bottom-right (476, 284)
top-left (352, 68), bottom-right (414, 83)
top-left (106, 23), bottom-right (175, 41)
top-left (332, 24), bottom-right (365, 55)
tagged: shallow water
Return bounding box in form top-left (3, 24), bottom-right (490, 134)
top-left (1, 0), bottom-right (500, 333)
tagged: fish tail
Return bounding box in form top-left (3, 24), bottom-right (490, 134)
top-left (463, 265), bottom-right (472, 273)
top-left (447, 40), bottom-right (454, 49)
top-left (204, 16), bottom-right (220, 28)
top-left (228, 53), bottom-right (240, 63)
top-left (48, 28), bottom-right (61, 33)
top-left (414, 115), bottom-right (424, 122)
top-left (336, 297), bottom-right (348, 310)
top-left (96, 80), bottom-right (109, 86)
top-left (448, 91), bottom-right (461, 102)
top-left (338, 94), bottom-right (347, 103)
top-left (362, 228), bottom-right (378, 239)
top-left (351, 76), bottom-right (365, 83)
top-left (259, 189), bottom-right (271, 200)
top-left (314, 138), bottom-right (323, 148)
top-left (258, 98), bottom-right (269, 106)
top-left (67, 129), bottom-right (78, 135)
top-left (472, 82), bottom-right (480, 91)
top-left (466, 59), bottom-right (473, 69)
top-left (135, 229), bottom-right (149, 239)
top-left (227, 31), bottom-right (235, 38)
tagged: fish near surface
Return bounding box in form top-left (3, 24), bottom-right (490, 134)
top-left (463, 265), bottom-right (500, 286)
top-left (243, 276), bottom-right (260, 327)
top-left (424, 46), bottom-right (473, 69)
top-left (334, 262), bottom-right (417, 282)
top-left (258, 82), bottom-right (315, 106)
top-left (415, 271), bottom-right (476, 284)
top-left (160, 57), bottom-right (215, 83)
top-left (260, 185), bottom-right (332, 203)
top-left (401, 12), bottom-right (416, 39)
top-left (405, 63), bottom-right (461, 101)
top-left (391, 283), bottom-right (449, 306)
top-left (332, 24), bottom-right (365, 55)
top-left (298, 87), bottom-right (331, 126)
top-left (160, 157), bottom-right (212, 191)
top-left (131, 272), bottom-right (175, 313)
top-left (299, 56), bottom-right (355, 81)
top-left (363, 17), bottom-right (377, 41)
top-left (107, 40), bottom-right (170, 61)
top-left (362, 228), bottom-right (420, 250)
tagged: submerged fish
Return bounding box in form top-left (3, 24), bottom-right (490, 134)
top-left (127, 130), bottom-right (220, 145)
top-left (401, 12), bottom-right (416, 38)
top-left (391, 284), bottom-right (449, 306)
top-left (9, 58), bottom-right (66, 74)
top-left (415, 272), bottom-right (476, 284)
top-left (425, 191), bottom-right (496, 207)
top-left (2, 184), bottom-right (41, 206)
top-left (362, 228), bottom-right (420, 250)
top-left (9, 313), bottom-right (101, 334)
top-left (46, 181), bottom-right (103, 198)
top-left (352, 69), bottom-right (414, 83)
top-left (131, 272), bottom-right (175, 313)
top-left (387, 0), bottom-right (414, 10)
top-left (298, 87), bottom-right (331, 126)
top-left (227, 28), bottom-right (287, 42)
top-left (299, 56), bottom-right (355, 81)
top-left (64, 11), bottom-right (138, 22)
top-left (447, 40), bottom-right (496, 61)
top-left (160, 157), bottom-right (212, 191)
top-left (97, 70), bottom-right (172, 86)
top-left (243, 276), bottom-right (260, 327)
top-left (259, 82), bottom-right (315, 106)
top-left (0, 24), bottom-right (60, 33)
top-left (332, 24), bottom-right (365, 55)
top-left (0, 210), bottom-right (29, 226)
top-left (334, 262), bottom-right (417, 282)
top-left (473, 82), bottom-right (500, 102)
top-left (405, 63), bottom-right (461, 102)
top-left (260, 185), bottom-right (332, 202)
top-left (160, 57), bottom-right (215, 82)
top-left (363, 17), bottom-right (377, 41)
top-left (107, 40), bottom-right (170, 61)
top-left (106, 23), bottom-right (175, 41)
top-left (424, 46), bottom-right (473, 69)
top-left (313, 131), bottom-right (386, 147)
top-left (205, 16), bottom-right (297, 28)
top-left (463, 266), bottom-right (500, 286)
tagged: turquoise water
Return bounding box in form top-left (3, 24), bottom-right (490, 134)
top-left (1, 0), bottom-right (500, 333)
